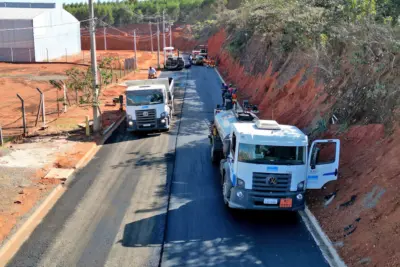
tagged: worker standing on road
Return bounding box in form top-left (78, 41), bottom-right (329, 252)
top-left (221, 83), bottom-right (228, 105)
top-left (224, 90), bottom-right (233, 110)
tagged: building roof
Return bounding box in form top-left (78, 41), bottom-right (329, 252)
top-left (0, 2), bottom-right (55, 8)
top-left (234, 123), bottom-right (308, 146)
top-left (0, 7), bottom-right (49, 19)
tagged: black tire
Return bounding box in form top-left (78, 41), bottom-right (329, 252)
top-left (210, 137), bottom-right (220, 164)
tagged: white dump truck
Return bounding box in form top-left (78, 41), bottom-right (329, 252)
top-left (209, 108), bottom-right (341, 210)
top-left (124, 77), bottom-right (174, 133)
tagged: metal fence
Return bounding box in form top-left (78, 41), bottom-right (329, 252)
top-left (0, 55), bottom-right (136, 143)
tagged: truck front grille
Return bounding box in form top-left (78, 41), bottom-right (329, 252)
top-left (251, 172), bottom-right (291, 197)
top-left (135, 109), bottom-right (156, 129)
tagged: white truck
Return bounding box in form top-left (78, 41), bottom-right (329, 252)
top-left (124, 77), bottom-right (174, 133)
top-left (209, 108), bottom-right (341, 211)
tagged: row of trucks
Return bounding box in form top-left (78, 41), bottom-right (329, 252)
top-left (124, 77), bottom-right (175, 133)
top-left (209, 107), bottom-right (341, 211)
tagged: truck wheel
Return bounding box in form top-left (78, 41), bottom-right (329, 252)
top-left (223, 174), bottom-right (231, 206)
top-left (210, 139), bottom-right (220, 164)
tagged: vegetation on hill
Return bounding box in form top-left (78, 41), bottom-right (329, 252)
top-left (64, 0), bottom-right (226, 26)
top-left (204, 0), bottom-right (400, 129)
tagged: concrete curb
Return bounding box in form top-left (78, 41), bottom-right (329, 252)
top-left (0, 114), bottom-right (126, 266)
top-left (213, 67), bottom-right (346, 267)
top-left (300, 207), bottom-right (347, 267)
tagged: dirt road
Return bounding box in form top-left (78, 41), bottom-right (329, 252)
top-left (7, 66), bottom-right (329, 267)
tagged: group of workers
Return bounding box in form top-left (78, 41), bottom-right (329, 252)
top-left (221, 83), bottom-right (238, 110)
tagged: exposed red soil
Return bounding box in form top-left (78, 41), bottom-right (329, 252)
top-left (0, 50), bottom-right (153, 138)
top-left (208, 29), bottom-right (400, 267)
top-left (0, 50), bottom-right (160, 245)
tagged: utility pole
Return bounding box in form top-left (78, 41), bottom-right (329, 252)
top-left (156, 19), bottom-right (160, 69)
top-left (169, 23), bottom-right (172, 47)
top-left (162, 10), bottom-right (166, 64)
top-left (149, 21), bottom-right (153, 54)
top-left (89, 0), bottom-right (100, 132)
top-left (103, 27), bottom-right (107, 50)
top-left (133, 29), bottom-right (137, 70)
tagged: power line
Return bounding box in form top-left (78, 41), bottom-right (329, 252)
top-left (0, 18), bottom-right (93, 32)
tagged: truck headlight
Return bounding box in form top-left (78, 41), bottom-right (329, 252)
top-left (297, 181), bottom-right (305, 191)
top-left (236, 178), bottom-right (245, 188)
top-left (296, 194), bottom-right (303, 200)
top-left (128, 121), bottom-right (133, 126)
top-left (160, 112), bottom-right (167, 118)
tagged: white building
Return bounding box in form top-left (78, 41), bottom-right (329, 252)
top-left (0, 1), bottom-right (81, 62)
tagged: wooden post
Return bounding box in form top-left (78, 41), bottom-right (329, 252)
top-left (85, 115), bottom-right (90, 136)
top-left (35, 96), bottom-right (43, 127)
top-left (119, 56), bottom-right (122, 77)
top-left (36, 88), bottom-right (46, 128)
top-left (56, 89), bottom-right (60, 116)
top-left (16, 94), bottom-right (27, 136)
top-left (0, 125), bottom-right (3, 146)
top-left (62, 81), bottom-right (67, 112)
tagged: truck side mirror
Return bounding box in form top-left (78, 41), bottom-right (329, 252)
top-left (310, 147), bottom-right (320, 169)
top-left (223, 139), bottom-right (230, 157)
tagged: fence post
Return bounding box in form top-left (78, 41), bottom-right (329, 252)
top-left (46, 48), bottom-right (49, 62)
top-left (62, 81), bottom-right (67, 112)
top-left (29, 49), bottom-right (32, 62)
top-left (56, 89), bottom-right (60, 116)
top-left (36, 88), bottom-right (46, 128)
top-left (82, 51), bottom-right (84, 63)
top-left (85, 115), bottom-right (90, 136)
top-left (0, 125), bottom-right (3, 146)
top-left (16, 94), bottom-right (27, 136)
top-left (10, 48), bottom-right (13, 62)
top-left (65, 48), bottom-right (67, 62)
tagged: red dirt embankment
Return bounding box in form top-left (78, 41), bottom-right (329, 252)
top-left (208, 29), bottom-right (400, 267)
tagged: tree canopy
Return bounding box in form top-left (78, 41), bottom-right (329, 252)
top-left (63, 0), bottom-right (223, 26)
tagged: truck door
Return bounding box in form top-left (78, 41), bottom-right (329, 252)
top-left (306, 139), bottom-right (340, 189)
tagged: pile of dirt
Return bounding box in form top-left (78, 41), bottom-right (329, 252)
top-left (208, 29), bottom-right (400, 266)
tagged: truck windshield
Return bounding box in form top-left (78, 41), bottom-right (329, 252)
top-left (238, 144), bottom-right (305, 165)
top-left (126, 89), bottom-right (164, 106)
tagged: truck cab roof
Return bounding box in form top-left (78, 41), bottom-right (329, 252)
top-left (126, 84), bottom-right (164, 92)
top-left (233, 121), bottom-right (308, 146)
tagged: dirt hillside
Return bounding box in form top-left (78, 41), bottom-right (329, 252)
top-left (208, 29), bottom-right (400, 267)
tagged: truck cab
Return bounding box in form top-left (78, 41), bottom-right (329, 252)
top-left (124, 78), bottom-right (174, 133)
top-left (218, 118), bottom-right (340, 211)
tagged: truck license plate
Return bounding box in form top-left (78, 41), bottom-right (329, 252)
top-left (263, 198), bottom-right (278, 205)
top-left (143, 124), bottom-right (151, 127)
top-left (279, 198), bottom-right (293, 208)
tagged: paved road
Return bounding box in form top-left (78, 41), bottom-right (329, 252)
top-left (7, 65), bottom-right (329, 267)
